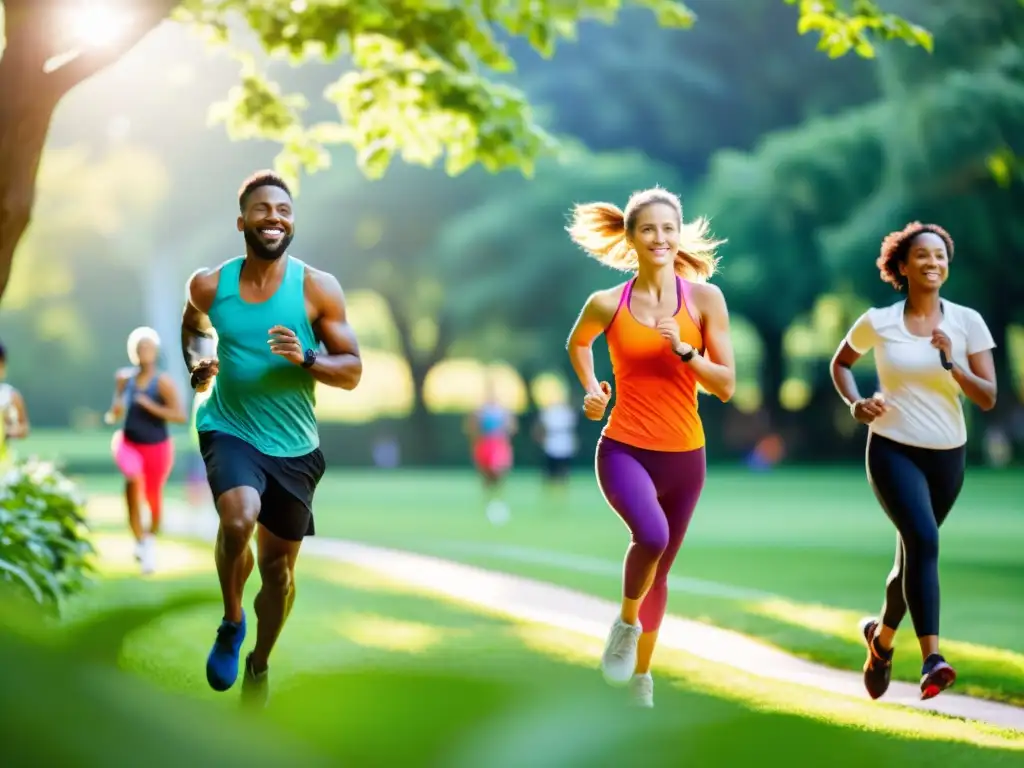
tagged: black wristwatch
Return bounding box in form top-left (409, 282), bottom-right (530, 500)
top-left (302, 348), bottom-right (318, 369)
top-left (676, 346), bottom-right (696, 363)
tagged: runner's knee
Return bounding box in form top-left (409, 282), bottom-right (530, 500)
top-left (259, 556), bottom-right (293, 596)
top-left (217, 487), bottom-right (260, 548)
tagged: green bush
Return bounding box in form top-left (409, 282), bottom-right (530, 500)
top-left (0, 457), bottom-right (95, 610)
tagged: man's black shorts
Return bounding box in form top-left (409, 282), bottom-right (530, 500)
top-left (198, 430), bottom-right (326, 541)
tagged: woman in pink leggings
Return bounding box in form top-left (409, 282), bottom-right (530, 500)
top-left (105, 327), bottom-right (187, 574)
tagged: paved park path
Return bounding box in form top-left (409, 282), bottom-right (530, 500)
top-left (120, 499), bottom-right (1024, 733)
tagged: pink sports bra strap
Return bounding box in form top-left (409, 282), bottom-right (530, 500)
top-left (607, 278), bottom-right (635, 329)
top-left (622, 278), bottom-right (635, 307)
top-left (679, 277), bottom-right (701, 330)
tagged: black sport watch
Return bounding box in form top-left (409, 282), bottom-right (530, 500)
top-left (302, 348), bottom-right (318, 369)
top-left (676, 346), bottom-right (695, 363)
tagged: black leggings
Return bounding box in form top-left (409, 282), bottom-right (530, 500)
top-left (866, 433), bottom-right (966, 638)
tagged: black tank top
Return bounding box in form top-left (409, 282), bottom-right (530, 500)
top-left (123, 372), bottom-right (169, 444)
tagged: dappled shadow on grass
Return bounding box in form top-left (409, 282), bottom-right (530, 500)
top-left (0, 594), bottom-right (332, 767)
top-left (254, 662), bottom-right (1024, 767)
top-left (4, 535), bottom-right (1023, 767)
top-left (82, 481), bottom-right (1024, 707)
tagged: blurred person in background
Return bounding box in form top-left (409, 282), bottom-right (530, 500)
top-left (371, 431), bottom-right (401, 469)
top-left (104, 327), bottom-right (187, 574)
top-left (0, 341), bottom-right (31, 462)
top-left (465, 376), bottom-right (517, 526)
top-left (830, 221), bottom-right (997, 702)
top-left (532, 388), bottom-right (578, 499)
top-left (566, 186), bottom-right (736, 708)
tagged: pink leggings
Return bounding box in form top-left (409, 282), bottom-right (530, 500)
top-left (112, 432), bottom-right (174, 529)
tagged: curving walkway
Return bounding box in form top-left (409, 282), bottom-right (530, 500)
top-left (133, 500), bottom-right (1023, 733)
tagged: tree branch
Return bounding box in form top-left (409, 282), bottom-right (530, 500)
top-left (45, 0), bottom-right (181, 97)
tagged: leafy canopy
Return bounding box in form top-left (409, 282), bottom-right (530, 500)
top-left (167, 0), bottom-right (932, 188)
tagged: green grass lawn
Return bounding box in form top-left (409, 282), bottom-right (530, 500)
top-left (18, 427), bottom-right (195, 462)
top-left (22, 532), bottom-right (1023, 766)
top-left (75, 460), bottom-right (1024, 708)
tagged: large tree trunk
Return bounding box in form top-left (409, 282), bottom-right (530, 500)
top-left (387, 299), bottom-right (453, 464)
top-left (757, 322), bottom-right (786, 430)
top-left (0, 0), bottom-right (178, 304)
top-left (0, 76), bottom-right (58, 300)
top-left (405, 362), bottom-right (436, 464)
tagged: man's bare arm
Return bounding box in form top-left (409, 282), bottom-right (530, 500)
top-left (181, 269), bottom-right (217, 372)
top-left (307, 270), bottom-right (362, 390)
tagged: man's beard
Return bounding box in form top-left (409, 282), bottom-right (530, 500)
top-left (244, 227), bottom-right (294, 261)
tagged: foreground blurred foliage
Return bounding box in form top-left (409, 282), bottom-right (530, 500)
top-left (0, 457), bottom-right (94, 609)
top-left (0, 589), bottom-right (332, 767)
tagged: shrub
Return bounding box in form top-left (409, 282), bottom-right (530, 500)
top-left (0, 457), bottom-right (95, 611)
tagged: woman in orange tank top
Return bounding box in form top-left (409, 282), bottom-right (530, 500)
top-left (566, 187), bottom-right (737, 708)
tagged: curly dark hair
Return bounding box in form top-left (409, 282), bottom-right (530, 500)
top-left (238, 170), bottom-right (291, 212)
top-left (876, 221), bottom-right (955, 291)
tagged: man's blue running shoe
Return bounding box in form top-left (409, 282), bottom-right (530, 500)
top-left (206, 610), bottom-right (246, 691)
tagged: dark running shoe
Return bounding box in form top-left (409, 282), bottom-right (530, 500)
top-left (241, 652), bottom-right (269, 709)
top-left (859, 617), bottom-right (893, 700)
top-left (206, 611), bottom-right (246, 692)
top-left (920, 653), bottom-right (956, 700)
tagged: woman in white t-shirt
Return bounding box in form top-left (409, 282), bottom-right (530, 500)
top-left (830, 221), bottom-right (997, 703)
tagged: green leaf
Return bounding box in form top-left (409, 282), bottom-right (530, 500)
top-left (909, 24), bottom-right (935, 53)
top-left (27, 562), bottom-right (63, 608)
top-left (854, 37), bottom-right (876, 58)
top-left (797, 13), bottom-right (832, 35)
top-left (0, 557), bottom-right (43, 604)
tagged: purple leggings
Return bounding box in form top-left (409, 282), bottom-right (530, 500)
top-left (596, 436), bottom-right (706, 632)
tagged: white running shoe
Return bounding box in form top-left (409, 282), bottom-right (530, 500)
top-left (601, 616), bottom-right (642, 686)
top-left (139, 535), bottom-right (156, 575)
top-left (630, 672), bottom-right (654, 708)
top-left (485, 500), bottom-right (510, 526)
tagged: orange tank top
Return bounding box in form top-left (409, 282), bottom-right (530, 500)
top-left (602, 276), bottom-right (706, 452)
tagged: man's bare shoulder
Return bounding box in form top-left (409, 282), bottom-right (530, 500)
top-left (186, 264), bottom-right (228, 312)
top-left (302, 264), bottom-right (344, 302)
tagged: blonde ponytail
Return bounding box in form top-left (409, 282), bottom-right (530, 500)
top-left (674, 215), bottom-right (724, 283)
top-left (566, 187), bottom-right (724, 281)
top-left (565, 201), bottom-right (637, 272)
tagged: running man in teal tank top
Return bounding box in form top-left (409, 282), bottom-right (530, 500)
top-left (180, 170), bottom-right (363, 704)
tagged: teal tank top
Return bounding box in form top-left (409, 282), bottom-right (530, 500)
top-left (196, 255), bottom-right (319, 457)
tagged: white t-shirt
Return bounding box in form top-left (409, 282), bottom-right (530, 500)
top-left (0, 383), bottom-right (15, 456)
top-left (0, 383), bottom-right (13, 412)
top-left (0, 383), bottom-right (17, 428)
top-left (539, 403), bottom-right (578, 459)
top-left (846, 299), bottom-right (995, 450)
